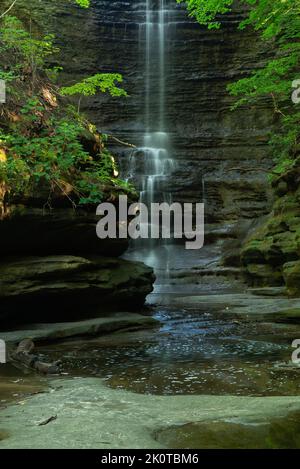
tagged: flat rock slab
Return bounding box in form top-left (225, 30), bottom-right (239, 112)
top-left (274, 308), bottom-right (300, 324)
top-left (149, 293), bottom-right (300, 322)
top-left (1, 378), bottom-right (300, 448)
top-left (248, 287), bottom-right (287, 297)
top-left (0, 313), bottom-right (159, 345)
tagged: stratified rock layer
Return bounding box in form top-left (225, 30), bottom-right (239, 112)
top-left (241, 163), bottom-right (300, 294)
top-left (0, 188), bottom-right (154, 325)
top-left (2, 1), bottom-right (278, 295)
top-left (2, 313), bottom-right (159, 343)
top-left (0, 255), bottom-right (154, 324)
top-left (38, 0), bottom-right (274, 223)
top-left (0, 206), bottom-right (127, 257)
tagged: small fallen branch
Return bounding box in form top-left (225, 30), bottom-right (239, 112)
top-left (106, 134), bottom-right (137, 149)
top-left (0, 0), bottom-right (18, 18)
top-left (271, 92), bottom-right (287, 118)
top-left (37, 415), bottom-right (57, 426)
top-left (9, 339), bottom-right (62, 375)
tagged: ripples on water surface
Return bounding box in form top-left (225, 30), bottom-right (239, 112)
top-left (40, 307), bottom-right (300, 397)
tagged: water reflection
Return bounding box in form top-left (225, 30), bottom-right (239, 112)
top-left (39, 307), bottom-right (300, 397)
top-left (0, 363), bottom-right (46, 405)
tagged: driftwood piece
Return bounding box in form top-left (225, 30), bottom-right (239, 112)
top-left (37, 415), bottom-right (57, 426)
top-left (16, 339), bottom-right (35, 354)
top-left (9, 339), bottom-right (62, 375)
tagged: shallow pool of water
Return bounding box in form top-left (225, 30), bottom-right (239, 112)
top-left (0, 364), bottom-right (47, 406)
top-left (38, 307), bottom-right (300, 397)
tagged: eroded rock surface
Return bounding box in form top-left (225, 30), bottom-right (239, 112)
top-left (0, 256), bottom-right (154, 324)
top-left (1, 377), bottom-right (300, 448)
top-left (241, 164), bottom-right (300, 294)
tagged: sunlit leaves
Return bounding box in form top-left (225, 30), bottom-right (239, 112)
top-left (61, 73), bottom-right (127, 98)
top-left (74, 0), bottom-right (90, 7)
top-left (176, 0), bottom-right (234, 29)
top-left (180, 0), bottom-right (300, 177)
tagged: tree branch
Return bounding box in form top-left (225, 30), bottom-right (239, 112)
top-left (107, 134), bottom-right (136, 149)
top-left (271, 92), bottom-right (286, 118)
top-left (0, 0), bottom-right (18, 19)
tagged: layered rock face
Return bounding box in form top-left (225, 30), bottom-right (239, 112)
top-left (0, 186), bottom-right (154, 326)
top-left (241, 164), bottom-right (300, 295)
top-left (0, 200), bottom-right (154, 324)
top-left (27, 0), bottom-right (276, 292)
top-left (3, 0), bottom-right (277, 299)
top-left (0, 254), bottom-right (154, 323)
top-left (42, 0), bottom-right (274, 224)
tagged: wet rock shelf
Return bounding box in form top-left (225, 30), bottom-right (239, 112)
top-left (0, 256), bottom-right (155, 324)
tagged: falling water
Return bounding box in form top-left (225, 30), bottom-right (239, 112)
top-left (125, 0), bottom-right (175, 268)
top-left (158, 0), bottom-right (165, 130)
top-left (145, 0), bottom-right (166, 132)
top-left (142, 0), bottom-right (172, 211)
top-left (124, 1), bottom-right (212, 296)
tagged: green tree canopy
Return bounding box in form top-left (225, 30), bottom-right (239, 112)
top-left (0, 1), bottom-right (132, 207)
top-left (178, 0), bottom-right (300, 177)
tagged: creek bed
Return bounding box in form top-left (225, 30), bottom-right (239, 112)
top-left (35, 306), bottom-right (300, 397)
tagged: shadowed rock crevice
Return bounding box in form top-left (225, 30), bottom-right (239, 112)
top-left (0, 255), bottom-right (155, 324)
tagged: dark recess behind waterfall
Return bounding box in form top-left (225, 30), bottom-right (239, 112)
top-left (47, 0), bottom-right (275, 224)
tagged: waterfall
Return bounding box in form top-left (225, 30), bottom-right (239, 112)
top-left (158, 0), bottom-right (165, 130)
top-left (145, 0), bottom-right (166, 132)
top-left (125, 0), bottom-right (175, 267)
top-left (142, 0), bottom-right (172, 212)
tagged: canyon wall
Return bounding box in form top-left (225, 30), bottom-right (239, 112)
top-left (42, 0), bottom-right (275, 224)
top-left (2, 0), bottom-right (284, 300)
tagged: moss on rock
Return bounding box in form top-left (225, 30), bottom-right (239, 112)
top-left (283, 261), bottom-right (300, 296)
top-left (241, 162), bottom-right (300, 295)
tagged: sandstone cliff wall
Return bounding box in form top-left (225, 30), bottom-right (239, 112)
top-left (42, 0), bottom-right (275, 223)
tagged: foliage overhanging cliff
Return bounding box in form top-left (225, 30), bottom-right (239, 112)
top-left (179, 0), bottom-right (300, 178)
top-left (0, 0), bottom-right (135, 213)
